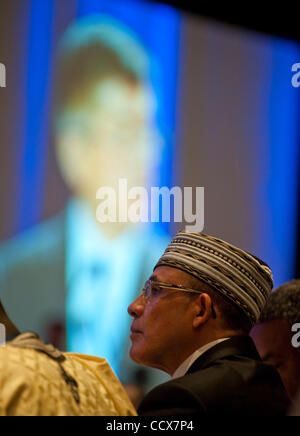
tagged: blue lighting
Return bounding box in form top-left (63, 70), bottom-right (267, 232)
top-left (257, 39), bottom-right (300, 286)
top-left (17, 0), bottom-right (54, 232)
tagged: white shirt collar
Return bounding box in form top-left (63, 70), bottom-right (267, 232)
top-left (172, 338), bottom-right (230, 380)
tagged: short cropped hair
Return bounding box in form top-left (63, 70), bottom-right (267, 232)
top-left (259, 279), bottom-right (300, 326)
top-left (53, 15), bottom-right (150, 126)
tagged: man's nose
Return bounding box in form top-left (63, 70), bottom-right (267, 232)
top-left (128, 295), bottom-right (145, 318)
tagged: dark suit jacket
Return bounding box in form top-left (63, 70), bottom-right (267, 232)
top-left (138, 336), bottom-right (290, 416)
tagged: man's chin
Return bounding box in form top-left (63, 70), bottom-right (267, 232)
top-left (129, 345), bottom-right (144, 365)
top-left (129, 343), bottom-right (152, 367)
top-left (130, 347), bottom-right (162, 372)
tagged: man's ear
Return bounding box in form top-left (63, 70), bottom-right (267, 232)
top-left (192, 294), bottom-right (214, 328)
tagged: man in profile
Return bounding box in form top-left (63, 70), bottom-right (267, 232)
top-left (128, 231), bottom-right (290, 416)
top-left (251, 279), bottom-right (300, 401)
top-left (0, 15), bottom-right (169, 389)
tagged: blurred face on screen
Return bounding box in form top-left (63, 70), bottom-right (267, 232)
top-left (55, 76), bottom-right (158, 211)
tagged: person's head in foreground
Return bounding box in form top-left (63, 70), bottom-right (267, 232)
top-left (128, 231), bottom-right (290, 416)
top-left (0, 300), bottom-right (136, 416)
top-left (251, 279), bottom-right (300, 401)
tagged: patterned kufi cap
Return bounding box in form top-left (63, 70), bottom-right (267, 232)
top-left (154, 231), bottom-right (274, 325)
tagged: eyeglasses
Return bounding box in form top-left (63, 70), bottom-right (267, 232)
top-left (141, 280), bottom-right (217, 318)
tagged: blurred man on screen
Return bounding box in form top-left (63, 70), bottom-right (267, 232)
top-left (0, 15), bottom-right (169, 390)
